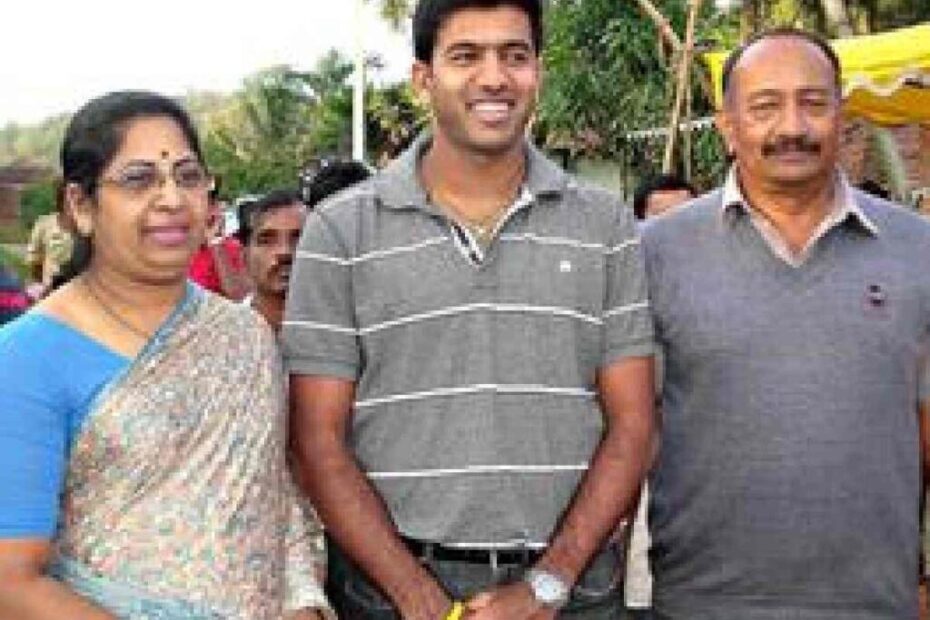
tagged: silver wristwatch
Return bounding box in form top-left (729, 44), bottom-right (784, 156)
top-left (524, 568), bottom-right (570, 609)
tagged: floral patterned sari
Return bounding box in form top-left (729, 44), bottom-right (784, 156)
top-left (49, 284), bottom-right (327, 619)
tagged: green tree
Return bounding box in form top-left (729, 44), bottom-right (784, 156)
top-left (202, 65), bottom-right (318, 197)
top-left (538, 0), bottom-right (729, 188)
top-left (19, 179), bottom-right (58, 230)
top-left (375, 0), bottom-right (412, 29)
top-left (0, 115), bottom-right (69, 168)
top-left (367, 82), bottom-right (428, 164)
top-left (738, 0), bottom-right (930, 35)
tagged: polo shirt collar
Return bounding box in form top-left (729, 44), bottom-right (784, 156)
top-left (374, 132), bottom-right (568, 211)
top-left (721, 165), bottom-right (880, 237)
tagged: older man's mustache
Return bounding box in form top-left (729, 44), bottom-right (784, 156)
top-left (761, 136), bottom-right (821, 157)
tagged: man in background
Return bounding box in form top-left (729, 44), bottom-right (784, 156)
top-left (302, 160), bottom-right (372, 207)
top-left (25, 180), bottom-right (73, 300)
top-left (238, 189), bottom-right (306, 332)
top-left (632, 174), bottom-right (696, 222)
top-left (188, 185), bottom-right (249, 299)
top-left (624, 173), bottom-right (696, 620)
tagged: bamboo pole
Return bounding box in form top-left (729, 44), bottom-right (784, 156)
top-left (683, 75), bottom-right (693, 181)
top-left (630, 0), bottom-right (714, 104)
top-left (662, 0), bottom-right (703, 174)
top-left (352, 0), bottom-right (366, 162)
top-left (631, 0), bottom-right (682, 50)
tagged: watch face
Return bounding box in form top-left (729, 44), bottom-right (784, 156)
top-left (528, 570), bottom-right (569, 606)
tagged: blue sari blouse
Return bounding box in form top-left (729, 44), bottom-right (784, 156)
top-left (0, 312), bottom-right (128, 537)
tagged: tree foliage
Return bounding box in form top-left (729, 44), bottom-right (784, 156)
top-left (201, 50), bottom-right (424, 198)
top-left (538, 0), bottom-right (730, 187)
top-left (0, 115), bottom-right (69, 167)
top-left (202, 65), bottom-right (318, 197)
top-left (0, 49), bottom-right (423, 201)
top-left (375, 0), bottom-right (413, 29)
top-left (739, 0), bottom-right (930, 36)
top-left (4, 0), bottom-right (926, 197)
top-left (19, 178), bottom-right (58, 229)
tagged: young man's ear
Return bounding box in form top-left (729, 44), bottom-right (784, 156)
top-left (411, 60), bottom-right (433, 107)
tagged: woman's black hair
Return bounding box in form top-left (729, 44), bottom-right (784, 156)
top-left (58, 91), bottom-right (204, 279)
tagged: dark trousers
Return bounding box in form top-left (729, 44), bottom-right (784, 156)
top-left (326, 536), bottom-right (626, 619)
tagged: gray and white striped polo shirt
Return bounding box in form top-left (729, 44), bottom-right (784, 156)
top-left (282, 137), bottom-right (654, 548)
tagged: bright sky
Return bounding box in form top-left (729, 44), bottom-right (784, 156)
top-left (0, 0), bottom-right (413, 126)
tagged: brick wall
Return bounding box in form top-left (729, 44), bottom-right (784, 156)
top-left (0, 166), bottom-right (53, 225)
top-left (0, 187), bottom-right (19, 224)
top-left (840, 117), bottom-right (930, 201)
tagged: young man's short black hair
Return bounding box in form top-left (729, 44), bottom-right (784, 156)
top-left (413, 0), bottom-right (543, 63)
top-left (303, 161), bottom-right (372, 208)
top-left (237, 189), bottom-right (302, 245)
top-left (633, 174), bottom-right (696, 220)
top-left (721, 27), bottom-right (842, 101)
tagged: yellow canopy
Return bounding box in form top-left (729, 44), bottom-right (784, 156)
top-left (704, 23), bottom-right (930, 126)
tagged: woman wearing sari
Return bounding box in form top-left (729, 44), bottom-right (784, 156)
top-left (0, 92), bottom-right (331, 619)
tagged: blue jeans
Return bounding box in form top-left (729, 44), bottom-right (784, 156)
top-left (326, 538), bottom-right (625, 619)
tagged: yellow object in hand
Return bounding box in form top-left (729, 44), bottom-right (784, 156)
top-left (444, 601), bottom-right (465, 620)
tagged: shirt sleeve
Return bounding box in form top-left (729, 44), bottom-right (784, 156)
top-left (281, 209), bottom-right (360, 380)
top-left (0, 332), bottom-right (68, 538)
top-left (187, 247), bottom-right (221, 293)
top-left (224, 238), bottom-right (246, 273)
top-left (601, 199), bottom-right (655, 367)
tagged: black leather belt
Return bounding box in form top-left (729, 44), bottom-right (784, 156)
top-left (401, 536), bottom-right (543, 567)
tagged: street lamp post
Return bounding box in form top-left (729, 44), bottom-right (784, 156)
top-left (353, 0), bottom-right (366, 163)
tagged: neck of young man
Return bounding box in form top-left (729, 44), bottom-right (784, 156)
top-left (738, 167), bottom-right (838, 254)
top-left (420, 132), bottom-right (527, 221)
top-left (253, 291), bottom-right (285, 333)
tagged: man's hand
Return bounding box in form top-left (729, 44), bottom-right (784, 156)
top-left (394, 578), bottom-right (454, 620)
top-left (463, 582), bottom-right (556, 620)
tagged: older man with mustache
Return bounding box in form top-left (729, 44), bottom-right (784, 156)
top-left (641, 28), bottom-right (930, 620)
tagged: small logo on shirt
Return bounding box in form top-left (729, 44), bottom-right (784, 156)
top-left (559, 260), bottom-right (573, 273)
top-left (863, 283), bottom-right (889, 318)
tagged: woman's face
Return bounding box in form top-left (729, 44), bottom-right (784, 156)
top-left (72, 116), bottom-right (210, 284)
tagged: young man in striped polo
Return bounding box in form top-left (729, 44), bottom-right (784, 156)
top-left (283, 1), bottom-right (655, 618)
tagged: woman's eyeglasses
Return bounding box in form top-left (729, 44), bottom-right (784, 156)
top-left (99, 159), bottom-right (213, 196)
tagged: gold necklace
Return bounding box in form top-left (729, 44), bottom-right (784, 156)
top-left (423, 156), bottom-right (525, 245)
top-left (459, 209), bottom-right (507, 244)
top-left (81, 275), bottom-right (153, 340)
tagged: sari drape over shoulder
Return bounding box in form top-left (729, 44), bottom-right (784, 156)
top-left (51, 285), bottom-right (325, 619)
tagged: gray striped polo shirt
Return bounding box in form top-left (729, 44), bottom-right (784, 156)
top-left (282, 137), bottom-right (654, 548)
